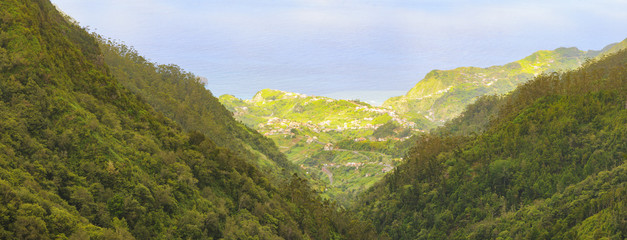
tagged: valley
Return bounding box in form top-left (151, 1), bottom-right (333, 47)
top-left (219, 39), bottom-right (627, 205)
top-left (2, 0), bottom-right (625, 239)
top-left (220, 89), bottom-right (417, 202)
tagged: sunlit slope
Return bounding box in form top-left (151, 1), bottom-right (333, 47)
top-left (220, 89), bottom-right (420, 204)
top-left (359, 49), bottom-right (627, 239)
top-left (0, 1), bottom-right (379, 239)
top-left (383, 40), bottom-right (627, 125)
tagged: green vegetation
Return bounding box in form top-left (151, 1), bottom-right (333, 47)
top-left (223, 42), bottom-right (623, 205)
top-left (96, 36), bottom-right (294, 178)
top-left (358, 49), bottom-right (627, 239)
top-left (3, 0), bottom-right (625, 239)
top-left (0, 0), bottom-right (379, 239)
top-left (383, 41), bottom-right (627, 126)
top-left (220, 89), bottom-right (418, 129)
top-left (220, 89), bottom-right (419, 204)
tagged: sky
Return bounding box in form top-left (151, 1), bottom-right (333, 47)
top-left (51, 0), bottom-right (627, 105)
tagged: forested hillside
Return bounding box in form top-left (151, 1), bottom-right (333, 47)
top-left (0, 0), bottom-right (379, 239)
top-left (97, 38), bottom-right (295, 178)
top-left (383, 41), bottom-right (626, 125)
top-left (358, 49), bottom-right (626, 239)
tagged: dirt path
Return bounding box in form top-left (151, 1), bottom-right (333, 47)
top-left (321, 166), bottom-right (333, 185)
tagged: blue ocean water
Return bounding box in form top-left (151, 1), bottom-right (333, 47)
top-left (51, 0), bottom-right (627, 103)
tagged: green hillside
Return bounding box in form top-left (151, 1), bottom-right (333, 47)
top-left (0, 0), bottom-right (379, 239)
top-left (358, 49), bottom-right (627, 239)
top-left (96, 38), bottom-right (294, 179)
top-left (220, 89), bottom-right (426, 130)
top-left (220, 89), bottom-right (421, 204)
top-left (383, 41), bottom-right (626, 125)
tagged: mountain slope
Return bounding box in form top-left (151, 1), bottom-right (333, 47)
top-left (383, 41), bottom-right (626, 125)
top-left (0, 0), bottom-right (379, 239)
top-left (97, 39), bottom-right (294, 178)
top-left (460, 161), bottom-right (626, 239)
top-left (358, 49), bottom-right (627, 239)
top-left (220, 89), bottom-right (425, 130)
top-left (220, 89), bottom-right (420, 204)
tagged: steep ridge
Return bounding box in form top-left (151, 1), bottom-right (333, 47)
top-left (0, 0), bottom-right (379, 239)
top-left (383, 40), bottom-right (627, 125)
top-left (97, 38), bottom-right (295, 178)
top-left (358, 49), bottom-right (627, 239)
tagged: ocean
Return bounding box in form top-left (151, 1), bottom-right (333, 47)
top-left (51, 0), bottom-right (627, 103)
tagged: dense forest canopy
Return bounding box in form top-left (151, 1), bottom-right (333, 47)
top-left (1, 0), bottom-right (625, 239)
top-left (96, 36), bottom-right (296, 180)
top-left (358, 49), bottom-right (627, 239)
top-left (0, 0), bottom-right (379, 239)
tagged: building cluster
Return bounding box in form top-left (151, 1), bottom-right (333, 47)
top-left (320, 161), bottom-right (393, 173)
top-left (260, 116), bottom-right (384, 136)
top-left (354, 135), bottom-right (413, 142)
top-left (242, 98), bottom-right (423, 137)
top-left (411, 86), bottom-right (453, 102)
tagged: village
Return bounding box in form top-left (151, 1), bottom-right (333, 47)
top-left (256, 104), bottom-right (419, 137)
top-left (319, 161), bottom-right (394, 174)
top-left (224, 90), bottom-right (412, 198)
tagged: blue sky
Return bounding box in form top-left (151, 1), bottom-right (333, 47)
top-left (51, 0), bottom-right (627, 104)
